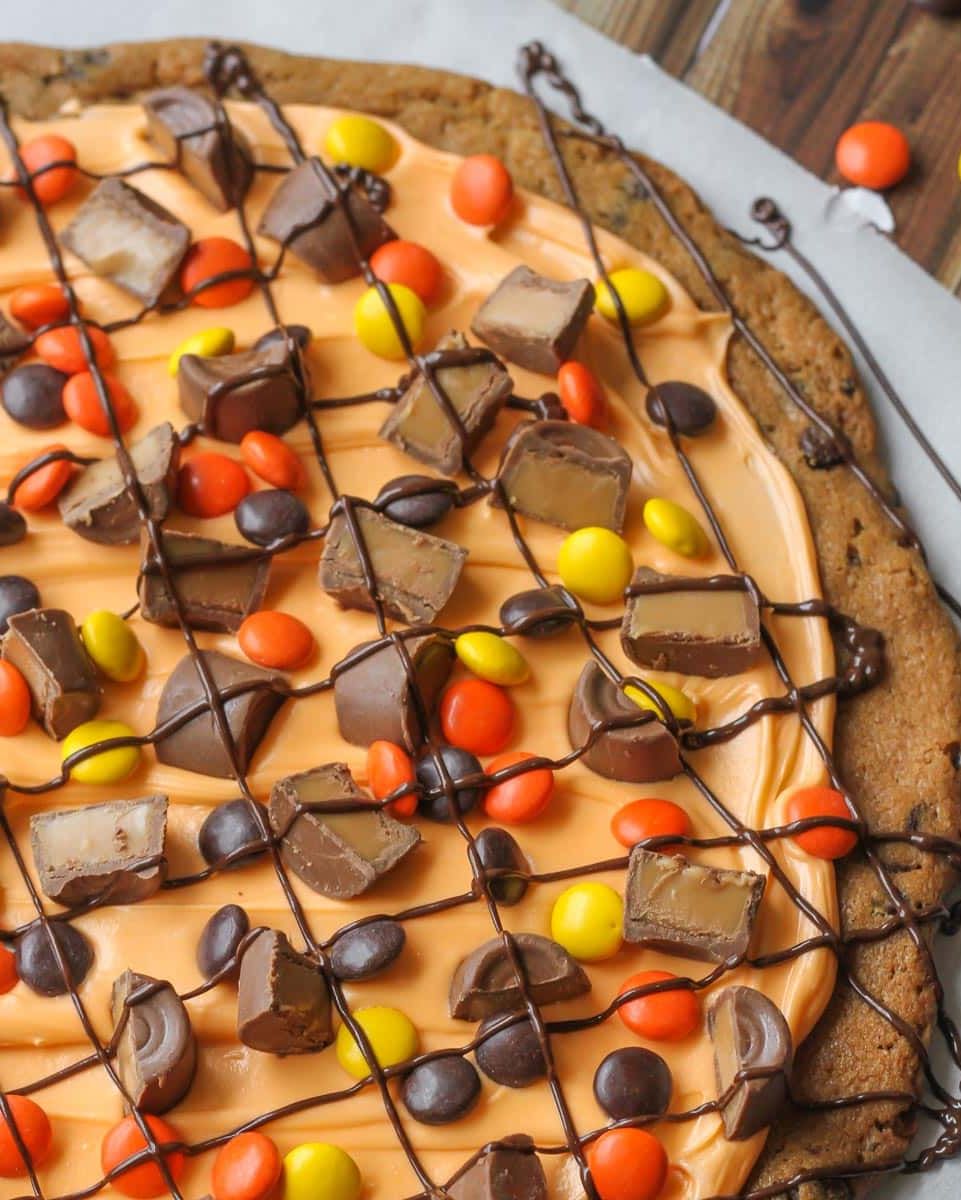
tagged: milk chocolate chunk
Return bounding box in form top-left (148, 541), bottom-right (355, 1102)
top-left (320, 506), bottom-right (467, 625)
top-left (155, 651), bottom-right (285, 779)
top-left (30, 795), bottom-right (168, 906)
top-left (621, 569), bottom-right (762, 677)
top-left (494, 421), bottom-right (632, 533)
top-left (379, 332), bottom-right (512, 475)
top-left (624, 848), bottom-right (766, 963)
top-left (143, 86), bottom-right (253, 211)
top-left (334, 633), bottom-right (453, 750)
top-left (177, 342), bottom-right (307, 443)
top-left (59, 423), bottom-right (179, 546)
top-left (112, 970), bottom-right (197, 1114)
top-left (449, 933), bottom-right (589, 1020)
top-left (139, 530), bottom-right (269, 633)
top-left (568, 661), bottom-right (681, 784)
top-left (2, 608), bottom-right (100, 739)
top-left (61, 178), bottom-right (190, 307)
top-left (258, 158), bottom-right (393, 282)
top-left (448, 1135), bottom-right (547, 1200)
top-left (268, 762), bottom-right (420, 899)
top-left (709, 985), bottom-right (792, 1140)
top-left (237, 928), bottom-right (332, 1054)
top-left (471, 265), bottom-right (593, 375)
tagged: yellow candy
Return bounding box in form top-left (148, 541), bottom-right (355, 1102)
top-left (283, 1143), bottom-right (361, 1200)
top-left (455, 631), bottom-right (529, 686)
top-left (80, 610), bottom-right (145, 683)
top-left (557, 526), bottom-right (633, 605)
top-left (336, 1006), bottom-right (418, 1080)
top-left (595, 268), bottom-right (669, 325)
top-left (167, 326), bottom-right (235, 376)
top-left (324, 115), bottom-right (397, 174)
top-left (551, 882), bottom-right (624, 962)
top-left (61, 719), bottom-right (140, 784)
top-left (643, 497), bottom-right (709, 558)
top-left (625, 679), bottom-right (696, 724)
top-left (354, 283), bottom-right (424, 359)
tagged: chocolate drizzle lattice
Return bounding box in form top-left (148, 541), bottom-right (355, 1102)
top-left (0, 37), bottom-right (959, 1200)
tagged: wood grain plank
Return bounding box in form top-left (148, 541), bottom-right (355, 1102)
top-left (554, 0), bottom-right (723, 74)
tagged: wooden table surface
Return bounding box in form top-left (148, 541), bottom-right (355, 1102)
top-left (553, 0), bottom-right (961, 298)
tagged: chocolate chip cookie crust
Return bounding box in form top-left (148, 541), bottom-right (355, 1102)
top-left (1, 37), bottom-right (959, 1200)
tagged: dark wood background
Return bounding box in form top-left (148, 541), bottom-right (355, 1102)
top-left (553, 0), bottom-right (961, 298)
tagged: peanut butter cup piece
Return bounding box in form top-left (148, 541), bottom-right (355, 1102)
top-left (112, 969), bottom-right (197, 1114)
top-left (708, 985), bottom-right (792, 1140)
top-left (237, 928), bottom-right (332, 1055)
top-left (448, 1135), bottom-right (547, 1200)
top-left (2, 607), bottom-right (100, 739)
top-left (449, 932), bottom-right (590, 1020)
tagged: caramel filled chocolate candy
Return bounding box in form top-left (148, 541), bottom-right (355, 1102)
top-left (177, 342), bottom-right (308, 444)
top-left (138, 529), bottom-right (269, 634)
top-left (449, 932), bottom-right (589, 1020)
top-left (320, 506), bottom-right (467, 624)
top-left (112, 969), bottom-right (197, 1114)
top-left (568, 661), bottom-right (681, 784)
top-left (155, 650), bottom-right (285, 779)
top-left (448, 1135), bottom-right (547, 1200)
top-left (2, 608), bottom-right (100, 740)
top-left (708, 985), bottom-right (792, 1140)
top-left (61, 178), bottom-right (190, 307)
top-left (237, 928), bottom-right (332, 1054)
top-left (258, 158), bottom-right (393, 282)
top-left (379, 332), bottom-right (512, 475)
top-left (268, 762), bottom-right (420, 899)
top-left (494, 420), bottom-right (632, 533)
top-left (59, 423), bottom-right (180, 546)
top-left (30, 795), bottom-right (168, 907)
top-left (623, 848), bottom-right (765, 963)
top-left (333, 633), bottom-right (454, 750)
top-left (471, 265), bottom-right (593, 375)
top-left (143, 86), bottom-right (253, 211)
top-left (621, 568), bottom-right (762, 677)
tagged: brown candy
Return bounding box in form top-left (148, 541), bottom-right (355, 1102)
top-left (258, 158), bottom-right (393, 282)
top-left (470, 265), bottom-right (593, 375)
top-left (138, 529), bottom-right (269, 634)
top-left (449, 932), bottom-right (590, 1020)
top-left (447, 1135), bottom-right (547, 1200)
top-left (708, 985), bottom-right (792, 1140)
top-left (379, 332), bottom-right (512, 476)
top-left (268, 762), bottom-right (420, 899)
top-left (0, 311), bottom-right (29, 373)
top-left (112, 969), bottom-right (197, 1114)
top-left (237, 928), bottom-right (332, 1055)
top-left (494, 419), bottom-right (632, 532)
top-left (30, 795), bottom-right (168, 907)
top-left (320, 506), bottom-right (467, 624)
top-left (2, 608), bottom-right (100, 740)
top-left (623, 848), bottom-right (765, 964)
top-left (621, 569), bottom-right (762, 677)
top-left (59, 423), bottom-right (180, 545)
top-left (60, 178), bottom-right (190, 307)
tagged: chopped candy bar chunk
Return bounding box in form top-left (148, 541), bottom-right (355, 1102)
top-left (112, 969), bottom-right (197, 1114)
top-left (2, 608), bottom-right (100, 740)
top-left (449, 933), bottom-right (590, 1020)
top-left (237, 929), bottom-right (332, 1054)
top-left (177, 342), bottom-right (308, 443)
top-left (448, 1135), bottom-right (547, 1200)
top-left (709, 985), bottom-right (792, 1139)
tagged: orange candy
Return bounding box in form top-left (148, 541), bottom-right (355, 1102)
top-left (35, 325), bottom-right (114, 375)
top-left (835, 121), bottom-right (910, 190)
top-left (558, 361), bottom-right (608, 429)
top-left (367, 740), bottom-right (417, 818)
top-left (178, 452), bottom-right (250, 517)
top-left (240, 430), bottom-right (306, 490)
top-left (9, 283), bottom-right (70, 331)
top-left (0, 661), bottom-right (31, 736)
top-left (484, 750), bottom-right (554, 824)
top-left (211, 1131), bottom-right (282, 1200)
top-left (238, 611), bottom-right (315, 670)
top-left (618, 969), bottom-right (700, 1041)
top-left (785, 785), bottom-right (858, 860)
top-left (0, 946), bottom-right (17, 994)
top-left (370, 240), bottom-right (444, 306)
top-left (16, 134), bottom-right (78, 205)
top-left (12, 444), bottom-right (73, 511)
top-left (0, 1095), bottom-right (52, 1178)
top-left (611, 798), bottom-right (691, 852)
top-left (450, 154), bottom-right (514, 226)
top-left (101, 1115), bottom-right (184, 1199)
top-left (440, 678), bottom-right (515, 756)
top-left (587, 1128), bottom-right (668, 1200)
top-left (62, 372), bottom-right (138, 437)
top-left (181, 238), bottom-right (256, 308)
